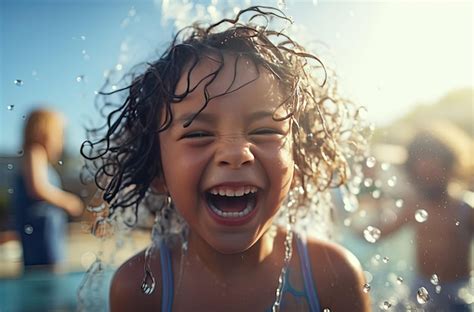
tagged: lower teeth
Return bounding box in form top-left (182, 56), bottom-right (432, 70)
top-left (209, 201), bottom-right (254, 218)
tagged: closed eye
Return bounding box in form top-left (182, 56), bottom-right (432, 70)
top-left (251, 128), bottom-right (284, 135)
top-left (181, 131), bottom-right (212, 139)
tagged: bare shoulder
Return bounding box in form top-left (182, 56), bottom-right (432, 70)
top-left (305, 237), bottom-right (371, 312)
top-left (110, 249), bottom-right (162, 312)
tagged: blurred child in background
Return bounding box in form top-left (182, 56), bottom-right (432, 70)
top-left (14, 109), bottom-right (84, 268)
top-left (377, 121), bottom-right (473, 311)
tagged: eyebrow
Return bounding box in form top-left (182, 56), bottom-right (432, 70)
top-left (174, 110), bottom-right (277, 126)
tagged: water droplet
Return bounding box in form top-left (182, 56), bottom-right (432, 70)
top-left (387, 176), bottom-right (397, 187)
top-left (111, 85), bottom-right (117, 91)
top-left (395, 199), bottom-right (404, 208)
top-left (371, 254), bottom-right (381, 265)
top-left (381, 162), bottom-right (391, 171)
top-left (115, 63), bottom-right (123, 71)
top-left (382, 256), bottom-right (389, 263)
top-left (363, 225), bottom-right (381, 243)
top-left (76, 75), bottom-right (84, 82)
top-left (417, 287), bottom-right (430, 304)
top-left (7, 105), bottom-right (14, 111)
top-left (341, 185), bottom-right (359, 212)
top-left (362, 283), bottom-right (371, 293)
top-left (380, 300), bottom-right (392, 310)
top-left (24, 225), bottom-right (33, 234)
top-left (58, 160), bottom-right (63, 165)
top-left (7, 164), bottom-right (13, 170)
top-left (323, 309), bottom-right (331, 312)
top-left (141, 269), bottom-right (156, 295)
top-left (7, 188), bottom-right (14, 194)
top-left (363, 178), bottom-right (373, 187)
top-left (435, 285), bottom-right (441, 294)
top-left (91, 217), bottom-right (112, 237)
top-left (343, 218), bottom-right (352, 227)
top-left (80, 35), bottom-right (86, 40)
top-left (415, 209), bottom-right (429, 223)
top-left (14, 79), bottom-right (23, 86)
top-left (396, 276), bottom-right (404, 284)
top-left (372, 189), bottom-right (381, 199)
top-left (363, 271), bottom-right (373, 283)
top-left (22, 115), bottom-right (26, 119)
top-left (277, 0), bottom-right (287, 10)
top-left (430, 274), bottom-right (439, 285)
top-left (455, 221), bottom-right (460, 226)
top-left (366, 156), bottom-right (376, 168)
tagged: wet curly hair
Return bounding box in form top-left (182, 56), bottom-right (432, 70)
top-left (81, 6), bottom-right (367, 221)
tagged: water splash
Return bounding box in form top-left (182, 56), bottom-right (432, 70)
top-left (362, 283), bottom-right (371, 293)
top-left (366, 156), bottom-right (376, 168)
top-left (24, 225), bottom-right (33, 234)
top-left (277, 0), bottom-right (286, 10)
top-left (381, 162), bottom-right (391, 171)
top-left (363, 226), bottom-right (381, 243)
top-left (380, 301), bottom-right (392, 310)
top-left (387, 176), bottom-right (397, 187)
top-left (416, 287), bottom-right (430, 304)
top-left (395, 199), bottom-right (404, 208)
top-left (414, 209), bottom-right (428, 223)
top-left (430, 274), bottom-right (439, 285)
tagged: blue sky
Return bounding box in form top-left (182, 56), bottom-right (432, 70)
top-left (1, 0), bottom-right (472, 155)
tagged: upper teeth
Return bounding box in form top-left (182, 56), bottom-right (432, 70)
top-left (208, 186), bottom-right (257, 197)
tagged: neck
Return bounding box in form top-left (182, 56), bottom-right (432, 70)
top-left (186, 227), bottom-right (283, 280)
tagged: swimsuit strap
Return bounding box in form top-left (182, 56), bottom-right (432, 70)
top-left (159, 241), bottom-right (174, 312)
top-left (296, 235), bottom-right (322, 312)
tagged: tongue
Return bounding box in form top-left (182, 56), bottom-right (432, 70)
top-left (211, 195), bottom-right (248, 212)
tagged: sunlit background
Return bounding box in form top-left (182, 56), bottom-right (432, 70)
top-left (1, 0), bottom-right (472, 311)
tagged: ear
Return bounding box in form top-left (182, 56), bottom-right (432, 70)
top-left (150, 176), bottom-right (168, 194)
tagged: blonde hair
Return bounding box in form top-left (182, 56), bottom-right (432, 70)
top-left (23, 109), bottom-right (64, 152)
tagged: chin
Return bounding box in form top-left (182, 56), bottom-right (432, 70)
top-left (207, 232), bottom-right (259, 255)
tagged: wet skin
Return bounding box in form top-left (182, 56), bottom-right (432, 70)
top-left (110, 53), bottom-right (370, 312)
top-left (158, 53), bottom-right (294, 259)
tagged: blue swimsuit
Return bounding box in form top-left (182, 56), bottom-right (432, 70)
top-left (158, 236), bottom-right (322, 312)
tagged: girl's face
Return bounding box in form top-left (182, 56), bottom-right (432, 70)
top-left (158, 54), bottom-right (295, 254)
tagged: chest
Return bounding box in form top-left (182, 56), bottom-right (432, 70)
top-left (172, 265), bottom-right (309, 312)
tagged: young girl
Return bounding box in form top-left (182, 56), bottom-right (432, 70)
top-left (82, 6), bottom-right (370, 311)
top-left (14, 109), bottom-right (84, 267)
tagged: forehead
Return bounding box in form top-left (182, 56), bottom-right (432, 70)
top-left (174, 53), bottom-right (286, 116)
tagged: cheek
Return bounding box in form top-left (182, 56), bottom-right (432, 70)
top-left (259, 141), bottom-right (295, 192)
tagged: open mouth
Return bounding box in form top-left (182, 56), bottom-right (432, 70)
top-left (205, 186), bottom-right (258, 219)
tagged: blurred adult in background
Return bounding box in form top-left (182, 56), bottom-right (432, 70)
top-left (376, 121), bottom-right (473, 311)
top-left (13, 109), bottom-right (84, 268)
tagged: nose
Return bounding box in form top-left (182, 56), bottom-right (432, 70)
top-left (215, 136), bottom-right (255, 169)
